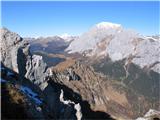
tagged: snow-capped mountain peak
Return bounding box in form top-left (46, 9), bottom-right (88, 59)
top-left (60, 33), bottom-right (77, 42)
top-left (95, 22), bottom-right (122, 29)
top-left (60, 33), bottom-right (71, 39)
top-left (66, 21), bottom-right (132, 54)
top-left (66, 22), bottom-right (160, 73)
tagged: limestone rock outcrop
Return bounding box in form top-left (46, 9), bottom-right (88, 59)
top-left (0, 28), bottom-right (49, 90)
top-left (0, 28), bottom-right (83, 120)
top-left (0, 28), bottom-right (23, 72)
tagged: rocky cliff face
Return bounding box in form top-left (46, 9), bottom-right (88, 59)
top-left (0, 28), bottom-right (49, 90)
top-left (25, 54), bottom-right (49, 90)
top-left (50, 60), bottom-right (160, 119)
top-left (136, 109), bottom-right (160, 120)
top-left (0, 28), bottom-right (83, 120)
top-left (1, 28), bottom-right (23, 73)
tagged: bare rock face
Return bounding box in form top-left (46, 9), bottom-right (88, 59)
top-left (25, 55), bottom-right (48, 90)
top-left (132, 39), bottom-right (160, 73)
top-left (136, 109), bottom-right (160, 120)
top-left (0, 28), bottom-right (83, 120)
top-left (54, 67), bottom-right (81, 81)
top-left (0, 28), bottom-right (49, 90)
top-left (0, 28), bottom-right (23, 72)
top-left (59, 89), bottom-right (82, 120)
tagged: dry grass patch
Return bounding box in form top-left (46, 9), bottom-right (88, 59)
top-left (1, 83), bottom-right (29, 119)
top-left (104, 86), bottom-right (129, 107)
top-left (6, 84), bottom-right (26, 104)
top-left (53, 58), bottom-right (76, 72)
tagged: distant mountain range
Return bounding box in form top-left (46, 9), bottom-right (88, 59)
top-left (1, 22), bottom-right (159, 120)
top-left (25, 35), bottom-right (76, 54)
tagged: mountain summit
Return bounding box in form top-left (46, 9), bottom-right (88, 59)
top-left (66, 22), bottom-right (138, 54)
top-left (66, 22), bottom-right (160, 74)
top-left (95, 22), bottom-right (122, 29)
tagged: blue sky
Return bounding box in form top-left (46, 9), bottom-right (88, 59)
top-left (1, 1), bottom-right (159, 37)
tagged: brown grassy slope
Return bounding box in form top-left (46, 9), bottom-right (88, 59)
top-left (1, 83), bottom-right (29, 119)
top-left (52, 58), bottom-right (76, 72)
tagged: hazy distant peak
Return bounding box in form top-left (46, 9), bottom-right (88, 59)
top-left (60, 33), bottom-right (78, 42)
top-left (60, 33), bottom-right (71, 39)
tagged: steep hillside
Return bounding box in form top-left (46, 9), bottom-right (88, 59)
top-left (50, 61), bottom-right (160, 119)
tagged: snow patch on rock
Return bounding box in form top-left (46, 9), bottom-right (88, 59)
top-left (60, 89), bottom-right (82, 120)
top-left (96, 22), bottom-right (122, 29)
top-left (136, 109), bottom-right (160, 120)
top-left (66, 22), bottom-right (122, 53)
top-left (20, 86), bottom-right (42, 105)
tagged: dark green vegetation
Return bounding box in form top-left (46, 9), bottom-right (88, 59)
top-left (93, 58), bottom-right (160, 100)
top-left (93, 58), bottom-right (160, 112)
